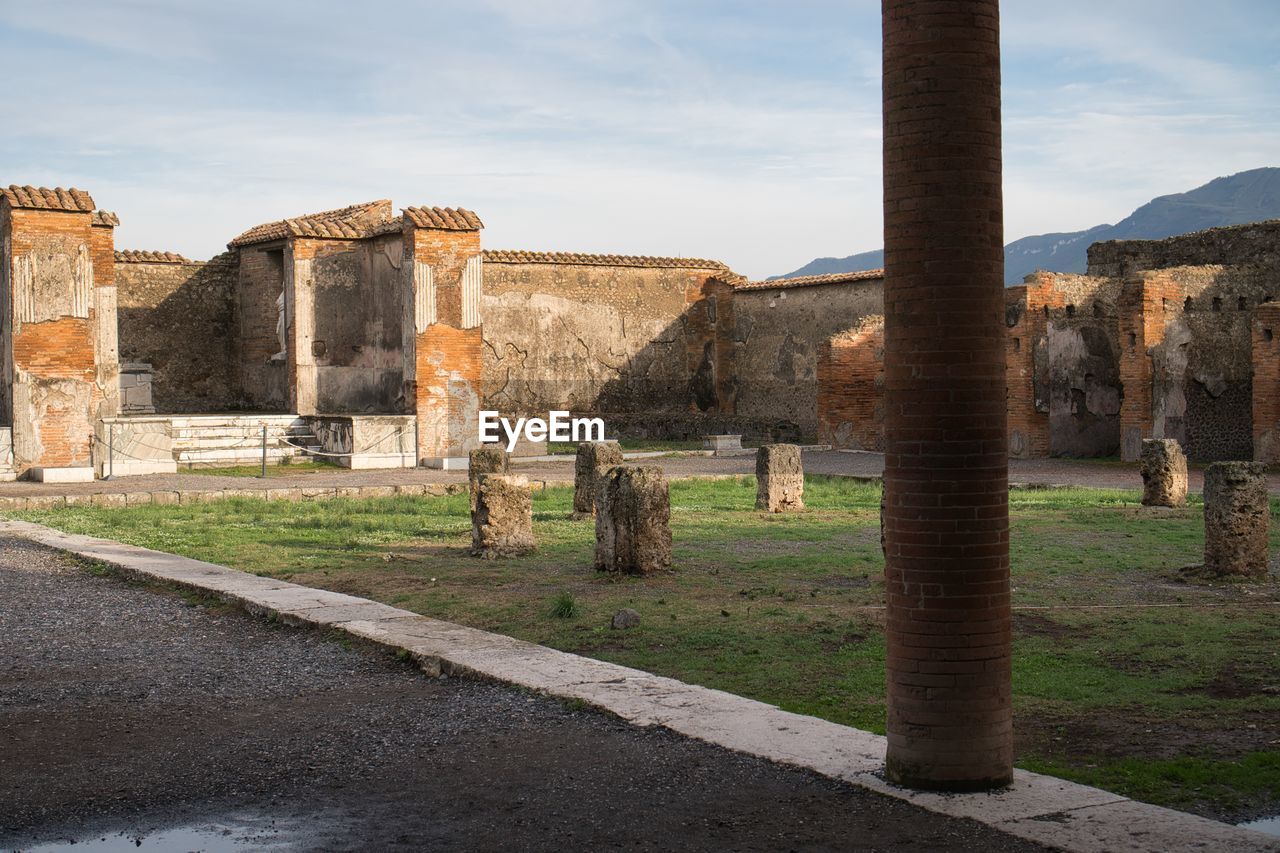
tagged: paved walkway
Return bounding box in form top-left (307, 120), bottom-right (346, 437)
top-left (0, 538), bottom-right (1048, 852)
top-left (1, 450), bottom-right (1274, 500)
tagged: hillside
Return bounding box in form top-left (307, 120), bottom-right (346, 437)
top-left (770, 168), bottom-right (1280, 284)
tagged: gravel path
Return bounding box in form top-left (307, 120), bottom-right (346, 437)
top-left (0, 538), bottom-right (1048, 852)
top-left (0, 450), bottom-right (1273, 499)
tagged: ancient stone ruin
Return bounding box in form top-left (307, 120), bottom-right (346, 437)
top-left (755, 444), bottom-right (804, 512)
top-left (3, 180), bottom-right (1278, 481)
top-left (573, 440), bottom-right (623, 517)
top-left (594, 466), bottom-right (672, 575)
top-left (1140, 438), bottom-right (1188, 507)
top-left (1203, 461), bottom-right (1270, 577)
top-left (470, 473), bottom-right (535, 559)
top-left (468, 446), bottom-right (509, 513)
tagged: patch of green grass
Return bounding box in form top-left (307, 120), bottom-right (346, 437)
top-left (13, 475), bottom-right (1280, 819)
top-left (549, 590), bottom-right (579, 619)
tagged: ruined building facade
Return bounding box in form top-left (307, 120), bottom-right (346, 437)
top-left (1, 182), bottom-right (1277, 478)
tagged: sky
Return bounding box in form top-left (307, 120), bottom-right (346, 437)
top-left (0, 1), bottom-right (1276, 280)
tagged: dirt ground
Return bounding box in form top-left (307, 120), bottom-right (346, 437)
top-left (0, 538), bottom-right (1050, 852)
top-left (4, 449), bottom-right (1278, 498)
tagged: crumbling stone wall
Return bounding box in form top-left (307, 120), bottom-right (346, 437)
top-left (479, 254), bottom-right (733, 427)
top-left (116, 251), bottom-right (238, 412)
top-left (304, 233), bottom-right (405, 413)
top-left (1089, 220), bottom-right (1280, 278)
top-left (732, 273), bottom-right (884, 440)
top-left (816, 316), bottom-right (884, 450)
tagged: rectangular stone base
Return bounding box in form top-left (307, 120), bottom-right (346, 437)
top-left (101, 460), bottom-right (179, 478)
top-left (423, 456), bottom-right (469, 471)
top-left (342, 453), bottom-right (416, 470)
top-left (30, 466), bottom-right (95, 483)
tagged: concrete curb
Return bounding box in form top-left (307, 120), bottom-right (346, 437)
top-left (2, 517), bottom-right (1275, 853)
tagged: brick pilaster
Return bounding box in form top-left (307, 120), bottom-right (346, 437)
top-left (881, 0), bottom-right (1012, 790)
top-left (1253, 302), bottom-right (1280, 463)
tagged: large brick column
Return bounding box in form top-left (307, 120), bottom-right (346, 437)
top-left (402, 207), bottom-right (485, 468)
top-left (881, 0), bottom-right (1012, 789)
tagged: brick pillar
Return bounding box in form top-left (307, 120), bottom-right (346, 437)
top-left (1004, 275), bottom-right (1057, 458)
top-left (90, 211), bottom-right (120, 421)
top-left (0, 186), bottom-right (107, 478)
top-left (1118, 272), bottom-right (1179, 461)
top-left (402, 207), bottom-right (484, 468)
top-left (881, 0), bottom-right (1012, 790)
top-left (1252, 302), bottom-right (1280, 463)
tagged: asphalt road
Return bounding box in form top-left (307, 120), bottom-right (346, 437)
top-left (0, 537), bottom-right (1050, 852)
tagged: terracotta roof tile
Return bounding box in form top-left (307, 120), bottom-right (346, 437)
top-left (115, 250), bottom-right (192, 264)
top-left (403, 206), bottom-right (484, 231)
top-left (1, 184), bottom-right (96, 212)
top-left (92, 210), bottom-right (120, 227)
top-left (736, 269), bottom-right (885, 292)
top-left (228, 200), bottom-right (394, 248)
top-left (482, 249), bottom-right (728, 270)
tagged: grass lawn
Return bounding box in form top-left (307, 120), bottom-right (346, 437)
top-left (12, 476), bottom-right (1280, 821)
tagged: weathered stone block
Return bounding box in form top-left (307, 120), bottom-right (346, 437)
top-left (1204, 461), bottom-right (1270, 577)
top-left (469, 447), bottom-right (509, 513)
top-left (1140, 439), bottom-right (1187, 508)
top-left (471, 473), bottom-right (535, 559)
top-left (573, 441), bottom-right (623, 516)
top-left (755, 444), bottom-right (804, 512)
top-left (594, 466), bottom-right (671, 575)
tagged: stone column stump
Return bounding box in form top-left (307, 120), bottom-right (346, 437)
top-left (1204, 462), bottom-right (1270, 577)
top-left (755, 444), bottom-right (804, 512)
top-left (468, 447), bottom-right (509, 513)
top-left (594, 466), bottom-right (671, 575)
top-left (471, 473), bottom-right (535, 559)
top-left (573, 441), bottom-right (624, 518)
top-left (1140, 438), bottom-right (1188, 508)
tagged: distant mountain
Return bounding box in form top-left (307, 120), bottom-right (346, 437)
top-left (769, 167), bottom-right (1280, 284)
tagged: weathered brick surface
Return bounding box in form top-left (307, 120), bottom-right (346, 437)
top-left (755, 444), bottom-right (804, 512)
top-left (4, 206), bottom-right (105, 470)
top-left (816, 316), bottom-right (884, 450)
top-left (1203, 462), bottom-right (1269, 577)
top-left (881, 0), bottom-right (1013, 790)
top-left (468, 446), bottom-right (509, 513)
top-left (573, 440), bottom-right (623, 516)
top-left (471, 473), bottom-right (535, 558)
top-left (594, 466), bottom-right (671, 575)
top-left (1253, 302), bottom-right (1280, 463)
top-left (1140, 438), bottom-right (1187, 507)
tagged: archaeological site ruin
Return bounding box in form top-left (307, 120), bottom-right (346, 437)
top-left (1, 182), bottom-right (1278, 481)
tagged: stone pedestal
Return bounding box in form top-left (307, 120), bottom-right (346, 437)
top-left (573, 441), bottom-right (624, 517)
top-left (594, 466), bottom-right (671, 575)
top-left (1140, 439), bottom-right (1187, 508)
top-left (468, 447), bottom-right (509, 513)
top-left (755, 444), bottom-right (804, 512)
top-left (1204, 462), bottom-right (1269, 577)
top-left (471, 473), bottom-right (535, 559)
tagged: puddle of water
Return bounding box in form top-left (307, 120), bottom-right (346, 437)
top-left (16, 814), bottom-right (303, 852)
top-left (1239, 816), bottom-right (1280, 838)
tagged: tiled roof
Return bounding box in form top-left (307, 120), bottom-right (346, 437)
top-left (403, 206), bottom-right (483, 231)
top-left (115, 250), bottom-right (191, 264)
top-left (736, 269), bottom-right (885, 292)
top-left (1, 185), bottom-right (96, 212)
top-left (92, 210), bottom-right (120, 227)
top-left (228, 200), bottom-right (394, 248)
top-left (482, 249), bottom-right (729, 270)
